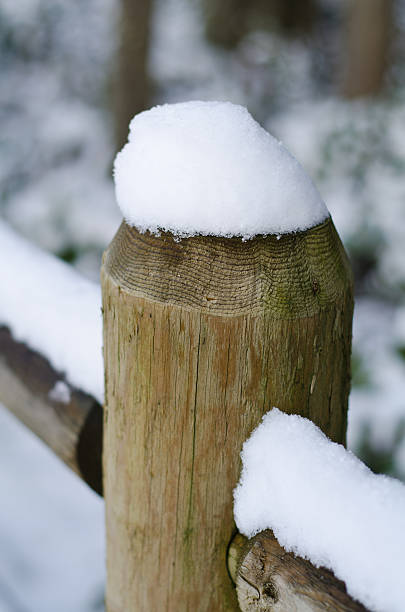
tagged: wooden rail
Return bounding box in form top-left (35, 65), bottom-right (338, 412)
top-left (0, 326), bottom-right (102, 495)
top-left (228, 532), bottom-right (369, 612)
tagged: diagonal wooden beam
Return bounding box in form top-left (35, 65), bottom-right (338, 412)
top-left (0, 326), bottom-right (102, 495)
top-left (228, 531), bottom-right (370, 612)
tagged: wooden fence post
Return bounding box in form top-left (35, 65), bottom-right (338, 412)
top-left (101, 216), bottom-right (353, 610)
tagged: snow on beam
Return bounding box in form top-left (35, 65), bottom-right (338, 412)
top-left (234, 409), bottom-right (405, 612)
top-left (0, 220), bottom-right (104, 404)
top-left (0, 326), bottom-right (102, 495)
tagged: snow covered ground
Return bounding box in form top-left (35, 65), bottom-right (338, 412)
top-left (1, 0), bottom-right (405, 609)
top-left (0, 405), bottom-right (105, 612)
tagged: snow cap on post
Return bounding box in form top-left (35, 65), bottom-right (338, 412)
top-left (114, 100), bottom-right (329, 238)
top-left (103, 100), bottom-right (353, 611)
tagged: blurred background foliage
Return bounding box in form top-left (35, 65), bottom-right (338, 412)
top-left (1, 0), bottom-right (405, 609)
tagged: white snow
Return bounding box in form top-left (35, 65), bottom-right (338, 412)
top-left (234, 408), bottom-right (405, 612)
top-left (0, 404), bottom-right (105, 612)
top-left (48, 381), bottom-right (72, 404)
top-left (114, 101), bottom-right (329, 238)
top-left (0, 221), bottom-right (103, 403)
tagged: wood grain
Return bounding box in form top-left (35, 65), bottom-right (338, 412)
top-left (0, 326), bottom-right (102, 494)
top-left (229, 531), bottom-right (370, 612)
top-left (101, 217), bottom-right (353, 611)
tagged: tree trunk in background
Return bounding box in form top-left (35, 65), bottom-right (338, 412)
top-left (276, 0), bottom-right (317, 33)
top-left (114, 0), bottom-right (153, 151)
top-left (202, 0), bottom-right (317, 49)
top-left (202, 0), bottom-right (248, 48)
top-left (342, 0), bottom-right (393, 98)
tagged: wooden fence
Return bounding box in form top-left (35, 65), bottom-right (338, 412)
top-left (0, 215), bottom-right (365, 611)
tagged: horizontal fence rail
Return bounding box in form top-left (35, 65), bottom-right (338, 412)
top-left (228, 532), bottom-right (370, 612)
top-left (0, 326), bottom-right (102, 495)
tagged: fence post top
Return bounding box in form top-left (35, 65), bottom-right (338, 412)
top-left (103, 217), bottom-right (352, 318)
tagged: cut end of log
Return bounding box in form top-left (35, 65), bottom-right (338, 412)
top-left (103, 217), bottom-right (352, 319)
top-left (228, 530), bottom-right (370, 612)
top-left (77, 401), bottom-right (103, 496)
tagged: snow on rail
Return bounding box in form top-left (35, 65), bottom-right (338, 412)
top-left (0, 221), bottom-right (103, 402)
top-left (234, 408), bottom-right (405, 612)
top-left (114, 101), bottom-right (328, 238)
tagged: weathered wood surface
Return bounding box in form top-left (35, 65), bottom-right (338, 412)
top-left (229, 531), bottom-right (370, 612)
top-left (101, 216), bottom-right (353, 611)
top-left (0, 326), bottom-right (102, 495)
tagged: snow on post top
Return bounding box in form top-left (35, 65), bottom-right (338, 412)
top-left (113, 101), bottom-right (329, 238)
top-left (234, 408), bottom-right (405, 612)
